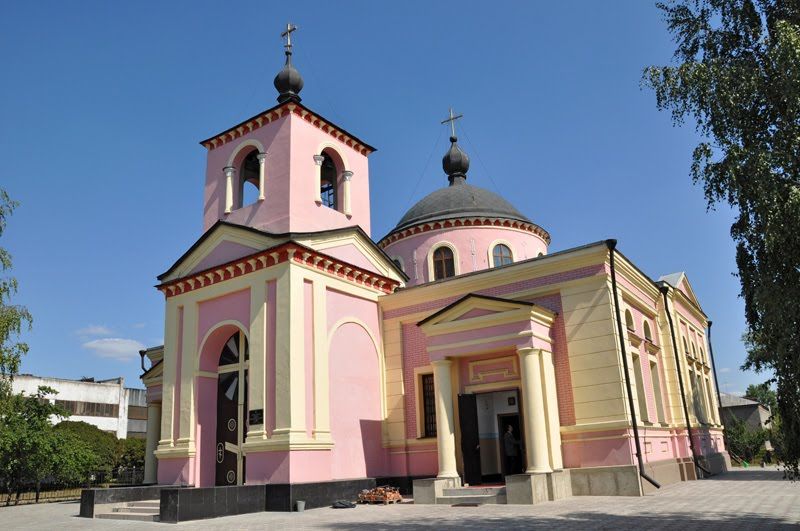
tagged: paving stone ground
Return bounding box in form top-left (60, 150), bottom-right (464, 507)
top-left (2, 467), bottom-right (798, 530)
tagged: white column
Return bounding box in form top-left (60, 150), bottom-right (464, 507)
top-left (256, 153), bottom-right (267, 201)
top-left (517, 347), bottom-right (551, 474)
top-left (342, 170), bottom-right (353, 217)
top-left (540, 350), bottom-right (563, 470)
top-left (245, 280), bottom-right (268, 442)
top-left (432, 359), bottom-right (459, 478)
top-left (313, 155), bottom-right (325, 203)
top-left (223, 166), bottom-right (236, 214)
top-left (144, 402), bottom-right (161, 484)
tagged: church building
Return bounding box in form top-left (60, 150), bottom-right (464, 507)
top-left (139, 27), bottom-right (729, 507)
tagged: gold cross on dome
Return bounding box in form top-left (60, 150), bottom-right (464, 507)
top-left (441, 107), bottom-right (464, 137)
top-left (281, 23), bottom-right (297, 51)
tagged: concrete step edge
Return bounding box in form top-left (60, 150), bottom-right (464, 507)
top-left (113, 507), bottom-right (160, 514)
top-left (96, 512), bottom-right (160, 522)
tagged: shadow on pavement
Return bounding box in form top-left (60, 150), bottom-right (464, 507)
top-left (325, 510), bottom-right (797, 530)
top-left (711, 468), bottom-right (790, 481)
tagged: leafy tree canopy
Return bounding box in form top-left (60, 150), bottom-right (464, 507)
top-left (55, 421), bottom-right (118, 474)
top-left (0, 189), bottom-right (32, 397)
top-left (644, 0), bottom-right (800, 479)
top-left (0, 387), bottom-right (96, 500)
top-left (745, 381), bottom-right (779, 412)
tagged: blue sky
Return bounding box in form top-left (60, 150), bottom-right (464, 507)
top-left (0, 1), bottom-right (763, 395)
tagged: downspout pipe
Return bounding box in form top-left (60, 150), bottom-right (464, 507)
top-left (707, 321), bottom-right (722, 422)
top-left (658, 283), bottom-right (711, 477)
top-left (606, 240), bottom-right (660, 490)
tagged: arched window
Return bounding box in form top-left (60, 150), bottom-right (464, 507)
top-left (239, 150), bottom-right (260, 207)
top-left (683, 337), bottom-right (690, 355)
top-left (643, 321), bottom-right (652, 341)
top-left (432, 246), bottom-right (455, 280)
top-left (492, 244), bottom-right (513, 267)
top-left (691, 342), bottom-right (697, 359)
top-left (320, 152), bottom-right (338, 209)
top-left (625, 309), bottom-right (635, 331)
top-left (392, 258), bottom-right (404, 273)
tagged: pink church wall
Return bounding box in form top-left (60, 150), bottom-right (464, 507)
top-left (326, 289), bottom-right (386, 479)
top-left (204, 116), bottom-right (290, 233)
top-left (246, 452), bottom-right (290, 484)
top-left (195, 375), bottom-right (217, 486)
top-left (328, 321), bottom-right (385, 479)
top-left (383, 225), bottom-right (548, 286)
top-left (323, 243), bottom-right (381, 274)
top-left (157, 457), bottom-right (195, 486)
top-left (203, 110), bottom-right (373, 236)
top-left (190, 240), bottom-right (261, 275)
top-left (288, 116), bottom-right (372, 235)
top-left (197, 289), bottom-right (251, 369)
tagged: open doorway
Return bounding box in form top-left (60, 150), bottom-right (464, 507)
top-left (459, 388), bottom-right (523, 483)
top-left (498, 413), bottom-right (523, 477)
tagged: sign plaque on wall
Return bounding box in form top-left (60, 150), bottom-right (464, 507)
top-left (248, 409), bottom-right (264, 425)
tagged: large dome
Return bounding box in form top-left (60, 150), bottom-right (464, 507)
top-left (393, 180), bottom-right (532, 233)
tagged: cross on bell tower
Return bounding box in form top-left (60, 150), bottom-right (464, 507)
top-left (281, 23), bottom-right (297, 52)
top-left (441, 107), bottom-right (464, 138)
top-left (274, 23), bottom-right (303, 103)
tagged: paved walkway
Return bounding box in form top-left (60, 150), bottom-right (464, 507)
top-left (2, 468), bottom-right (798, 530)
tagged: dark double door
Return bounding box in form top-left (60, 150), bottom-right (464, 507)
top-left (215, 332), bottom-right (248, 486)
top-left (458, 394), bottom-right (482, 485)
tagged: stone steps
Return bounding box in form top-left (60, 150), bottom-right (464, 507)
top-left (94, 499), bottom-right (160, 522)
top-left (437, 486), bottom-right (506, 505)
top-left (95, 511), bottom-right (159, 522)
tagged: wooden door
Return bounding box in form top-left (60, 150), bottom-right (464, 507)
top-left (458, 393), bottom-right (482, 485)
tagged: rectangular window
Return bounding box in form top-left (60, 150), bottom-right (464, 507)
top-left (650, 360), bottom-right (665, 423)
top-left (421, 374), bottom-right (437, 437)
top-left (632, 354), bottom-right (649, 422)
top-left (56, 400), bottom-right (118, 418)
top-left (127, 405), bottom-right (148, 421)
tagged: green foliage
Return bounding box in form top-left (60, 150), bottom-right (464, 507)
top-left (644, 0), bottom-right (800, 480)
top-left (55, 421), bottom-right (117, 475)
top-left (55, 421), bottom-right (146, 473)
top-left (724, 416), bottom-right (769, 463)
top-left (115, 438), bottom-right (146, 470)
top-left (0, 188), bottom-right (32, 397)
top-left (745, 381), bottom-right (779, 412)
top-left (0, 387), bottom-right (96, 500)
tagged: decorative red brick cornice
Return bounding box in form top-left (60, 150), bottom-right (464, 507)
top-left (199, 102), bottom-right (375, 156)
top-left (157, 241), bottom-right (400, 298)
top-left (377, 217), bottom-right (552, 249)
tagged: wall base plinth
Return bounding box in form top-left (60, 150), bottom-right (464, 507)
top-left (506, 470), bottom-right (571, 504)
top-left (412, 477), bottom-right (462, 504)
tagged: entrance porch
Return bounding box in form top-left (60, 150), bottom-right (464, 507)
top-left (413, 294), bottom-right (565, 504)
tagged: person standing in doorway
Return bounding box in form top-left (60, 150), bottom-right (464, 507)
top-left (503, 425), bottom-right (521, 475)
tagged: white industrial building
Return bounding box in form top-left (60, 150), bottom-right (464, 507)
top-left (12, 374), bottom-right (147, 439)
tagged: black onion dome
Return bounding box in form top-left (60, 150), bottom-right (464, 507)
top-left (274, 51), bottom-right (304, 103)
top-left (393, 182), bottom-right (532, 232)
top-left (443, 136), bottom-right (470, 181)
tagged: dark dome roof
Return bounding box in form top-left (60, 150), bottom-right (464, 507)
top-left (392, 180), bottom-right (532, 232)
top-left (274, 51), bottom-right (304, 103)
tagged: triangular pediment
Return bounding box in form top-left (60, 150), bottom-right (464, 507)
top-left (418, 294), bottom-right (555, 334)
top-left (294, 227), bottom-right (407, 283)
top-left (158, 221), bottom-right (406, 286)
top-left (660, 272), bottom-right (703, 311)
top-left (158, 222), bottom-right (283, 283)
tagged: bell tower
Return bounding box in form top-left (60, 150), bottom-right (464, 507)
top-left (199, 24), bottom-right (375, 236)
